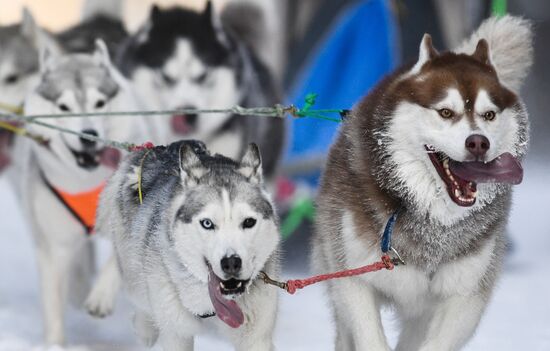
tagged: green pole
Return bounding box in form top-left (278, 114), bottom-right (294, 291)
top-left (492, 0), bottom-right (507, 17)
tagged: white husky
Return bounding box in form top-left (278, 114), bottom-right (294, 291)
top-left (12, 39), bottom-right (148, 345)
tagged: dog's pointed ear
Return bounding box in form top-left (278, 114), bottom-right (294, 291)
top-left (238, 143), bottom-right (263, 184)
top-left (203, 0), bottom-right (231, 48)
top-left (20, 7), bottom-right (38, 39)
top-left (410, 34), bottom-right (439, 75)
top-left (150, 4), bottom-right (161, 23)
top-left (21, 8), bottom-right (60, 56)
top-left (179, 144), bottom-right (206, 186)
top-left (203, 0), bottom-right (213, 19)
top-left (39, 47), bottom-right (56, 74)
top-left (470, 39), bottom-right (492, 66)
top-left (93, 39), bottom-right (111, 67)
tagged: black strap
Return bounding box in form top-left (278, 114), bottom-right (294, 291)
top-left (40, 171), bottom-right (93, 235)
top-left (198, 312), bottom-right (216, 319)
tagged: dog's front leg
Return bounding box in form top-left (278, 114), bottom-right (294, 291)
top-left (328, 277), bottom-right (390, 351)
top-left (36, 245), bottom-right (72, 345)
top-left (85, 253), bottom-right (120, 318)
top-left (418, 295), bottom-right (485, 351)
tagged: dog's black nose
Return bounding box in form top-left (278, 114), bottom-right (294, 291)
top-left (221, 255), bottom-right (242, 276)
top-left (80, 129), bottom-right (98, 147)
top-left (465, 134), bottom-right (490, 158)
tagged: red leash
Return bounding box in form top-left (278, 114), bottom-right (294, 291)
top-left (130, 141), bottom-right (155, 151)
top-left (260, 255), bottom-right (397, 295)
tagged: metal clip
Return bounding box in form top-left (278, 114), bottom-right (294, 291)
top-left (259, 271), bottom-right (288, 291)
top-left (390, 247), bottom-right (406, 266)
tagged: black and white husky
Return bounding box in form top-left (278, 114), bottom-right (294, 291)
top-left (96, 140), bottom-right (280, 350)
top-left (312, 16), bottom-right (532, 350)
top-left (117, 2), bottom-right (285, 178)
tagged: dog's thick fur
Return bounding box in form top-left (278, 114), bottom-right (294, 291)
top-left (312, 16), bottom-right (532, 351)
top-left (96, 141), bottom-right (280, 350)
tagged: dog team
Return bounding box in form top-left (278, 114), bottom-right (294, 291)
top-left (0, 0), bottom-right (533, 350)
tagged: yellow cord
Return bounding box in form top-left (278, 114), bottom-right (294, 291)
top-left (137, 149), bottom-right (152, 205)
top-left (0, 102), bottom-right (24, 115)
top-left (0, 120), bottom-right (27, 136)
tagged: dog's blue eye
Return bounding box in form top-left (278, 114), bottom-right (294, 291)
top-left (242, 218), bottom-right (257, 229)
top-left (200, 219), bottom-right (215, 230)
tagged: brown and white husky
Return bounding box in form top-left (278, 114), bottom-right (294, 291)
top-left (312, 16), bottom-right (532, 351)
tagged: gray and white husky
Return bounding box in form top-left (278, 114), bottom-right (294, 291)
top-left (312, 16), bottom-right (532, 351)
top-left (96, 140), bottom-right (280, 350)
top-left (12, 39), bottom-right (147, 345)
top-left (117, 2), bottom-right (285, 178)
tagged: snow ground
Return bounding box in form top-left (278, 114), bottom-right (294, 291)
top-left (0, 160), bottom-right (549, 350)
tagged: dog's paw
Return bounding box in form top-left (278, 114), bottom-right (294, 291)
top-left (84, 288), bottom-right (115, 318)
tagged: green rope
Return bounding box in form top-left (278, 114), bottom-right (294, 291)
top-left (492, 0), bottom-right (507, 17)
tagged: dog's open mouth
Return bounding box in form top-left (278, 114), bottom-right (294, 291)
top-left (206, 263), bottom-right (247, 328)
top-left (425, 145), bottom-right (523, 207)
top-left (219, 277), bottom-right (250, 296)
top-left (68, 145), bottom-right (121, 170)
top-left (171, 108), bottom-right (198, 135)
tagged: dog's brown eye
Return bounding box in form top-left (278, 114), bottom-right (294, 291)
top-left (242, 218), bottom-right (256, 229)
top-left (95, 100), bottom-right (105, 109)
top-left (58, 104), bottom-right (70, 112)
top-left (483, 111), bottom-right (496, 121)
top-left (438, 108), bottom-right (454, 119)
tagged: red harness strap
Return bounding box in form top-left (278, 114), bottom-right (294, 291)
top-left (41, 172), bottom-right (104, 235)
top-left (260, 255), bottom-right (396, 294)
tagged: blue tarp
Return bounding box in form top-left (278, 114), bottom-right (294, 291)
top-left (285, 0), bottom-right (400, 183)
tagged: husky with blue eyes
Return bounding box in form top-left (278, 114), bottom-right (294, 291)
top-left (95, 140), bottom-right (280, 350)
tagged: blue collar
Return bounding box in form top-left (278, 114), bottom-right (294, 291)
top-left (380, 207), bottom-right (402, 254)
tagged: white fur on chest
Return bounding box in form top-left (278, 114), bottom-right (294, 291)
top-left (340, 211), bottom-right (495, 318)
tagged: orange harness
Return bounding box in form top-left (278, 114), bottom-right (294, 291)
top-left (41, 172), bottom-right (105, 234)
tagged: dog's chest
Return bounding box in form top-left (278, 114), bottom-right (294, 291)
top-left (340, 211), bottom-right (495, 316)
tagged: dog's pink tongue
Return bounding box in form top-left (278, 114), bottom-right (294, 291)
top-left (171, 115), bottom-right (191, 135)
top-left (99, 147), bottom-right (121, 169)
top-left (449, 152), bottom-right (523, 184)
top-left (208, 269), bottom-right (244, 328)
